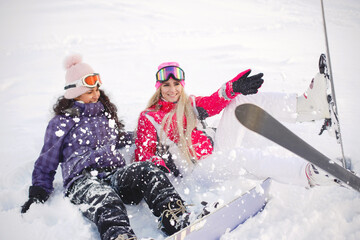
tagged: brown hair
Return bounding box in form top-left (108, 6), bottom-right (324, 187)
top-left (53, 89), bottom-right (125, 135)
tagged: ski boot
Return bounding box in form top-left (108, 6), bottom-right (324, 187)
top-left (158, 200), bottom-right (218, 236)
top-left (296, 73), bottom-right (330, 122)
top-left (114, 234), bottom-right (137, 240)
top-left (305, 163), bottom-right (342, 187)
top-left (158, 200), bottom-right (193, 236)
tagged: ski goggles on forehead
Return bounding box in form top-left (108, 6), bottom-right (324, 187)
top-left (156, 66), bottom-right (185, 82)
top-left (64, 73), bottom-right (102, 90)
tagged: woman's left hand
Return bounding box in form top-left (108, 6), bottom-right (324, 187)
top-left (232, 70), bottom-right (264, 95)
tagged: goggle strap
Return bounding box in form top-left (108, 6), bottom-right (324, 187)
top-left (64, 84), bottom-right (77, 90)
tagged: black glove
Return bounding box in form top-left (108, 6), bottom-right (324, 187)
top-left (232, 70), bottom-right (264, 95)
top-left (21, 186), bottom-right (49, 214)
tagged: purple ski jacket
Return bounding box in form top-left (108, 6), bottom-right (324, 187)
top-left (31, 101), bottom-right (127, 194)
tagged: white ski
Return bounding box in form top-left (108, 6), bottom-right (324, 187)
top-left (165, 178), bottom-right (271, 240)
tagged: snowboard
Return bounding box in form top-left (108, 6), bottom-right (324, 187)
top-left (165, 178), bottom-right (271, 240)
top-left (235, 103), bottom-right (360, 192)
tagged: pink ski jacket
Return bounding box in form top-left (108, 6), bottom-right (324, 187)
top-left (135, 70), bottom-right (250, 173)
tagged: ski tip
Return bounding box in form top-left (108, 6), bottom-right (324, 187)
top-left (235, 104), bottom-right (264, 132)
top-left (235, 103), bottom-right (259, 116)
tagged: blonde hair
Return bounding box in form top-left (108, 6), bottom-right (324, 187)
top-left (146, 87), bottom-right (198, 165)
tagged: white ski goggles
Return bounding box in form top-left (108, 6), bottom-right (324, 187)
top-left (64, 73), bottom-right (102, 90)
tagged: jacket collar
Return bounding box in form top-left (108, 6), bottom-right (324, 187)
top-left (73, 101), bottom-right (105, 117)
top-left (157, 98), bottom-right (176, 112)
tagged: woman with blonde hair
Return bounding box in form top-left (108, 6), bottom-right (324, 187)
top-left (135, 62), bottom-right (264, 176)
top-left (135, 61), bottom-right (340, 188)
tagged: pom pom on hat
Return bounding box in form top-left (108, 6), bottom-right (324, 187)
top-left (63, 54), bottom-right (83, 70)
top-left (63, 54), bottom-right (96, 99)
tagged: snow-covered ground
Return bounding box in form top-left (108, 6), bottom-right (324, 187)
top-left (1, 0), bottom-right (360, 239)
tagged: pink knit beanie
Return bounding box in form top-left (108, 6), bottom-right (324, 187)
top-left (155, 62), bottom-right (185, 89)
top-left (63, 54), bottom-right (96, 99)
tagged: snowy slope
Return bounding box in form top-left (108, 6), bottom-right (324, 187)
top-left (0, 0), bottom-right (360, 239)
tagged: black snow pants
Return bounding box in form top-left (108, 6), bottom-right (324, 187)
top-left (67, 161), bottom-right (183, 240)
